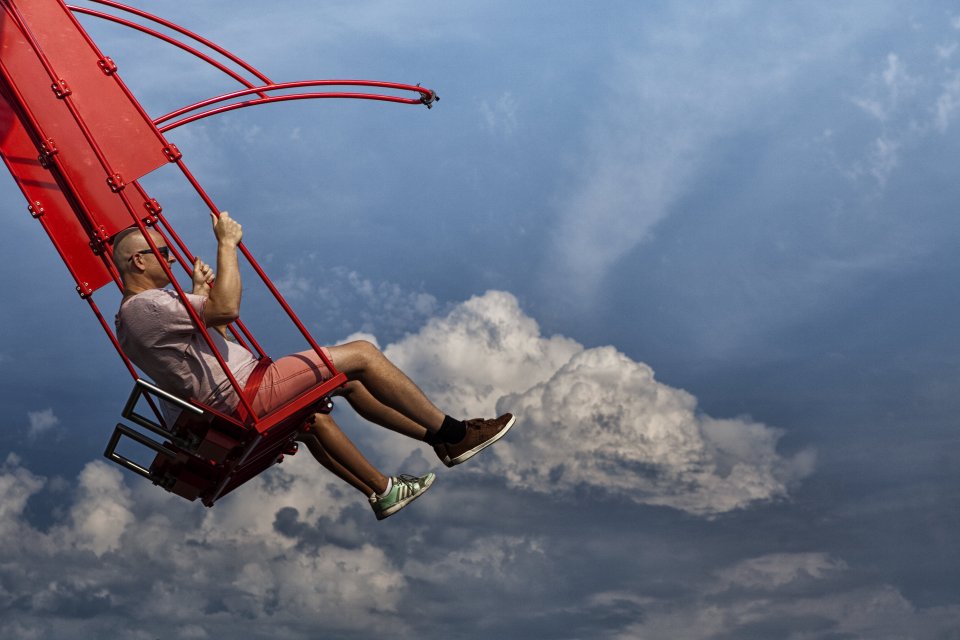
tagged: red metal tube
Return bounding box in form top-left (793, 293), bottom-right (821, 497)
top-left (155, 79), bottom-right (435, 125)
top-left (68, 6), bottom-right (267, 97)
top-left (160, 92), bottom-right (426, 133)
top-left (174, 158), bottom-right (339, 376)
top-left (75, 0), bottom-right (274, 86)
top-left (150, 210), bottom-right (264, 358)
top-left (123, 210), bottom-right (260, 421)
top-left (87, 295), bottom-right (139, 379)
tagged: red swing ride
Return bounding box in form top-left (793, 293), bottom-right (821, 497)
top-left (0, 0), bottom-right (437, 506)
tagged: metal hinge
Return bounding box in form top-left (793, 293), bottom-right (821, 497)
top-left (162, 144), bottom-right (182, 162)
top-left (89, 225), bottom-right (108, 255)
top-left (97, 56), bottom-right (118, 76)
top-left (144, 198), bottom-right (163, 217)
top-left (37, 138), bottom-right (59, 168)
top-left (106, 173), bottom-right (125, 192)
top-left (51, 79), bottom-right (72, 99)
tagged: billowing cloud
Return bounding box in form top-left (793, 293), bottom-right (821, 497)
top-left (384, 291), bottom-right (813, 515)
top-left (0, 454), bottom-right (409, 639)
top-left (595, 552), bottom-right (960, 639)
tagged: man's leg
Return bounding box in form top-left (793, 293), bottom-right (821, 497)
top-left (327, 341), bottom-right (445, 433)
top-left (327, 341), bottom-right (517, 468)
top-left (298, 413), bottom-right (435, 520)
top-left (298, 413), bottom-right (388, 495)
top-left (336, 379), bottom-right (429, 441)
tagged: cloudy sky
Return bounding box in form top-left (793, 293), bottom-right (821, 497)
top-left (2, 0), bottom-right (960, 638)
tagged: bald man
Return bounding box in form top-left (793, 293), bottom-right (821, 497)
top-left (112, 213), bottom-right (515, 519)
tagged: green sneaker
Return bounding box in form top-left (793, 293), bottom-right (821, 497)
top-left (369, 473), bottom-right (436, 520)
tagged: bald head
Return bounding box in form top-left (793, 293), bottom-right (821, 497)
top-left (112, 226), bottom-right (165, 281)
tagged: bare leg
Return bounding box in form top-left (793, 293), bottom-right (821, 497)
top-left (328, 341), bottom-right (445, 433)
top-left (336, 380), bottom-right (430, 441)
top-left (297, 413), bottom-right (389, 496)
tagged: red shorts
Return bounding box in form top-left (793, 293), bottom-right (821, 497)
top-left (250, 348), bottom-right (334, 417)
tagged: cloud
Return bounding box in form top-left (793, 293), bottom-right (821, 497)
top-left (383, 291), bottom-right (813, 515)
top-left (853, 53), bottom-right (915, 123)
top-left (26, 408), bottom-right (59, 442)
top-left (708, 552), bottom-right (847, 593)
top-left (594, 552), bottom-right (960, 639)
top-left (935, 72), bottom-right (960, 132)
top-left (544, 2), bottom-right (874, 297)
top-left (479, 92), bottom-right (518, 136)
top-left (0, 453), bottom-right (410, 639)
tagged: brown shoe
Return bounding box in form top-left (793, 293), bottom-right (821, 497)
top-left (435, 413), bottom-right (516, 468)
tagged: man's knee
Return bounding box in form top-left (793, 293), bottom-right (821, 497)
top-left (305, 412), bottom-right (338, 437)
top-left (330, 339), bottom-right (382, 374)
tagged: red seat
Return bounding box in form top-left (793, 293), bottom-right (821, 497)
top-left (106, 373), bottom-right (345, 505)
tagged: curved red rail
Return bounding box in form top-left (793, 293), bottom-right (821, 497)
top-left (70, 0), bottom-right (273, 85)
top-left (158, 86), bottom-right (436, 132)
top-left (68, 6), bottom-right (267, 95)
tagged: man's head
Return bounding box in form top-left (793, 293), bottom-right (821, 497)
top-left (112, 226), bottom-right (174, 290)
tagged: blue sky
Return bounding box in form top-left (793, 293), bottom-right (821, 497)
top-left (2, 1), bottom-right (960, 638)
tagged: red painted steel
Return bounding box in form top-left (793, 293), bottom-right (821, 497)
top-left (2, 0), bottom-right (167, 184)
top-left (0, 87), bottom-right (114, 295)
top-left (0, 0), bottom-right (436, 506)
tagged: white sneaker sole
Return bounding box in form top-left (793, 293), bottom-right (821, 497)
top-left (445, 415), bottom-right (517, 467)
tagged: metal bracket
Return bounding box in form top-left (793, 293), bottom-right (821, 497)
top-left (89, 230), bottom-right (107, 255)
top-left (37, 137), bottom-right (58, 168)
top-left (144, 198), bottom-right (163, 216)
top-left (51, 79), bottom-right (72, 99)
top-left (28, 201), bottom-right (44, 218)
top-left (97, 56), bottom-right (118, 76)
top-left (106, 173), bottom-right (125, 192)
top-left (162, 144), bottom-right (182, 162)
top-left (76, 282), bottom-right (93, 298)
top-left (89, 226), bottom-right (109, 256)
top-left (419, 87), bottom-right (438, 109)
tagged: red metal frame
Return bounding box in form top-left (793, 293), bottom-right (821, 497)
top-left (0, 0), bottom-right (435, 505)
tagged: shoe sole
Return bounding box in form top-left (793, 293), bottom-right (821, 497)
top-left (376, 474), bottom-right (435, 521)
top-left (444, 415), bottom-right (516, 468)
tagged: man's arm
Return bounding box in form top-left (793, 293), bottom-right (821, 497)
top-left (191, 258), bottom-right (229, 338)
top-left (203, 211), bottom-right (243, 327)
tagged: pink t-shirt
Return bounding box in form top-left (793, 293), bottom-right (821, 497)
top-left (116, 289), bottom-right (257, 412)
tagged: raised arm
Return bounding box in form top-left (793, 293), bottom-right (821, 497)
top-left (204, 211), bottom-right (243, 326)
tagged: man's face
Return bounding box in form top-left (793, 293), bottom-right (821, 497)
top-left (132, 232), bottom-right (176, 284)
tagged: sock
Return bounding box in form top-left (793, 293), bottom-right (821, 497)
top-left (425, 415), bottom-right (466, 445)
top-left (377, 477), bottom-right (392, 498)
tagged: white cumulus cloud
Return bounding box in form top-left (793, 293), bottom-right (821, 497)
top-left (383, 291), bottom-right (813, 515)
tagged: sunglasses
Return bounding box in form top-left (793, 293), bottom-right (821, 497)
top-left (129, 246), bottom-right (170, 261)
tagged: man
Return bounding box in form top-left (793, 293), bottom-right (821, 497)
top-left (113, 212), bottom-right (515, 520)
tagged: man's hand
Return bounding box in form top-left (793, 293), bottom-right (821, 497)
top-left (192, 257), bottom-right (215, 296)
top-left (211, 210), bottom-right (243, 247)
